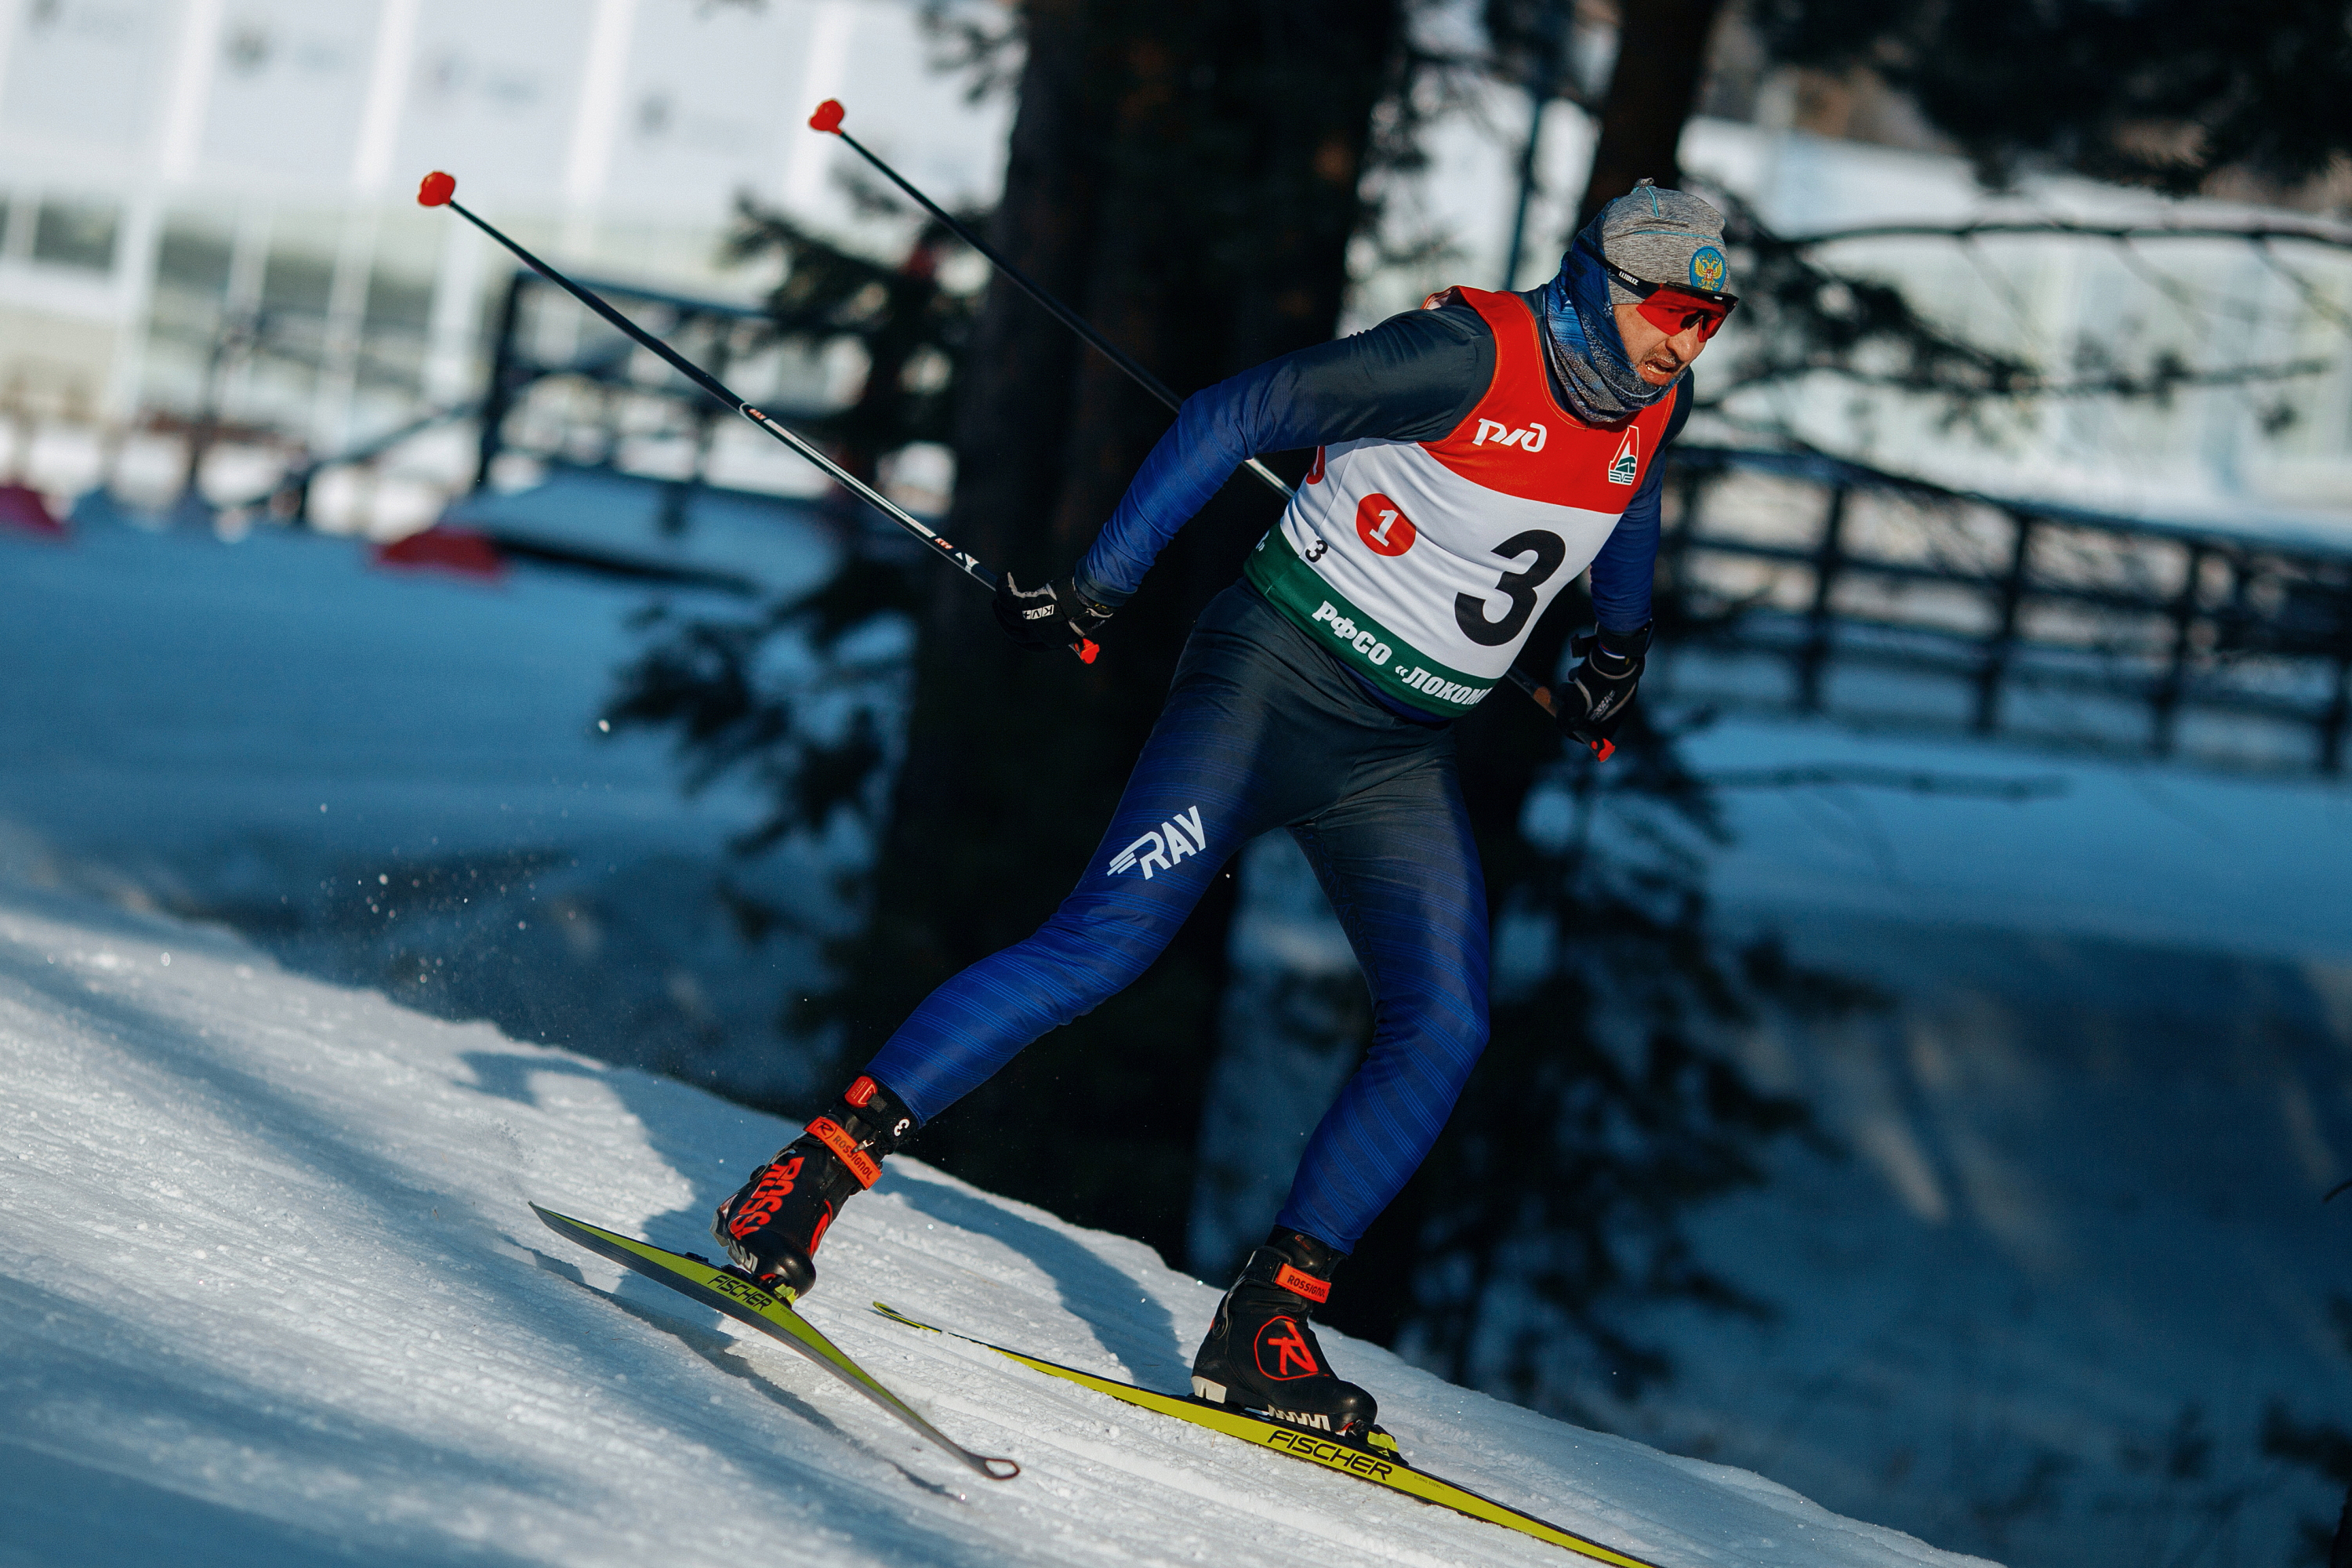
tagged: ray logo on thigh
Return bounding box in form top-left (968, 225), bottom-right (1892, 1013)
top-left (1108, 806), bottom-right (1207, 880)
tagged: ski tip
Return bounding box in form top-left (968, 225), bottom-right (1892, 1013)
top-left (982, 1456), bottom-right (1022, 1480)
top-left (529, 1203), bottom-right (609, 1242)
top-left (870, 1301), bottom-right (942, 1334)
top-left (417, 170), bottom-right (455, 207)
top-left (1589, 737), bottom-right (1615, 761)
top-left (809, 98), bottom-right (845, 134)
top-left (1074, 637), bottom-right (1100, 664)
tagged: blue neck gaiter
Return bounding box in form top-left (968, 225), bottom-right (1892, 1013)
top-left (1537, 225), bottom-right (1677, 426)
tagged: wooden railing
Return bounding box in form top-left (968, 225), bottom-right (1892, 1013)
top-left (1657, 446), bottom-right (2352, 776)
top-left (472, 267), bottom-right (832, 535)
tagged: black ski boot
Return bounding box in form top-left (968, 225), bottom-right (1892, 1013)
top-left (712, 1075), bottom-right (916, 1301)
top-left (1190, 1228), bottom-right (1380, 1443)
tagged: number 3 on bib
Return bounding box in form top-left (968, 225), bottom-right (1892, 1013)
top-left (1456, 529), bottom-right (1566, 646)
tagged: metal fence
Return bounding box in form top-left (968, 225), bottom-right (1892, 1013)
top-left (1657, 446), bottom-right (2352, 776)
top-left (137, 259), bottom-right (2352, 781)
top-left (471, 267), bottom-right (832, 535)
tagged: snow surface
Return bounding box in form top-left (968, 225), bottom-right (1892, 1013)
top-left (1205, 735), bottom-right (2352, 1566)
top-left (0, 882), bottom-right (1994, 1568)
top-left (9, 492), bottom-right (2346, 1566)
top-left (0, 492), bottom-right (848, 1106)
top-left (1599, 910), bottom-right (2352, 1565)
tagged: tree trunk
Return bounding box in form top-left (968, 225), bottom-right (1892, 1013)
top-left (1576, 0), bottom-right (1730, 229)
top-left (1338, 0), bottom-right (1737, 1344)
top-left (823, 0), bottom-right (1401, 1266)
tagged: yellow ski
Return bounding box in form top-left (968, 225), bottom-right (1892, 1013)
top-left (529, 1205), bottom-right (1018, 1480)
top-left (869, 1301), bottom-right (1664, 1566)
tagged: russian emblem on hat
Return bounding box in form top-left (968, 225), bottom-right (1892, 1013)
top-left (1689, 245), bottom-right (1727, 292)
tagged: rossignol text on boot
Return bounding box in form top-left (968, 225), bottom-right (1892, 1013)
top-left (712, 1075), bottom-right (915, 1301)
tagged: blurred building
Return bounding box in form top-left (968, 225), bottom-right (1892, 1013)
top-left (0, 0), bottom-right (1004, 513)
top-left (3, 0), bottom-right (2347, 534)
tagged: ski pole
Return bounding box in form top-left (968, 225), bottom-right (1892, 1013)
top-left (808, 101), bottom-right (1304, 506)
top-left (804, 102), bottom-right (1570, 726)
top-left (414, 169), bottom-right (1098, 665)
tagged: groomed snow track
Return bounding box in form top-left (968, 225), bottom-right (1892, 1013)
top-left (0, 884), bottom-right (1993, 1568)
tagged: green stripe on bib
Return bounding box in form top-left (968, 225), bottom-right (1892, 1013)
top-left (1243, 532), bottom-right (1496, 717)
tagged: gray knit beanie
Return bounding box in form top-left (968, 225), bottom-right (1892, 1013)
top-left (1595, 179), bottom-right (1731, 299)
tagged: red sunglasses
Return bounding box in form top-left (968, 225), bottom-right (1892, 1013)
top-left (1602, 260), bottom-right (1738, 341)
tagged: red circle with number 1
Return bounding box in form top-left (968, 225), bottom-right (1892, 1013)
top-left (1354, 492), bottom-right (1417, 557)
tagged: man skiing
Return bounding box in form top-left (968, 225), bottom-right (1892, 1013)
top-left (715, 182), bottom-right (1733, 1443)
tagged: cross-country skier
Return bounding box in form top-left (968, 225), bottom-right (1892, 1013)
top-left (716, 182), bottom-right (1733, 1443)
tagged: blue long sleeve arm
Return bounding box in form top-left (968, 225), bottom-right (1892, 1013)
top-left (1074, 299), bottom-right (1693, 622)
top-left (1075, 306), bottom-right (1492, 605)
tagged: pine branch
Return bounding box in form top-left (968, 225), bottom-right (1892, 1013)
top-left (1786, 219), bottom-right (2352, 251)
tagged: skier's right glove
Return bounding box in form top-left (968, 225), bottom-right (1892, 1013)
top-left (993, 570), bottom-right (1114, 655)
top-left (1556, 621), bottom-right (1651, 759)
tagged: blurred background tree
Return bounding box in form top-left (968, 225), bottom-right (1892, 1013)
top-left (608, 0), bottom-right (2352, 1411)
top-left (605, 193), bottom-right (978, 864)
top-left (619, 0), bottom-right (1415, 1258)
top-left (1747, 0), bottom-right (2352, 198)
top-left (607, 0), bottom-right (1852, 1408)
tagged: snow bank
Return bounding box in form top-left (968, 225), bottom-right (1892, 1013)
top-left (0, 884), bottom-right (1993, 1567)
top-left (0, 506), bottom-right (847, 1107)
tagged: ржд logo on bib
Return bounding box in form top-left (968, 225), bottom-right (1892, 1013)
top-left (1472, 418), bottom-right (1547, 452)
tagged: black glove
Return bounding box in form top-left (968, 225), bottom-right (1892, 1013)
top-left (1556, 622), bottom-right (1650, 757)
top-left (993, 571), bottom-right (1114, 655)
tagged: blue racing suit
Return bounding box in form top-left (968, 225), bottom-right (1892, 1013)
top-left (863, 292), bottom-right (1690, 1252)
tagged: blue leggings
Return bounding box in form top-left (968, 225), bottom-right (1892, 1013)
top-left (863, 586), bottom-right (1491, 1253)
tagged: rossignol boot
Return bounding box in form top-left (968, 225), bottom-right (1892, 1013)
top-left (1190, 1227), bottom-right (1379, 1442)
top-left (712, 1075), bottom-right (916, 1301)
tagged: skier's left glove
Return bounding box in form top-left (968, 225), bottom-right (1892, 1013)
top-left (993, 570), bottom-right (1114, 655)
top-left (1556, 621), bottom-right (1651, 759)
